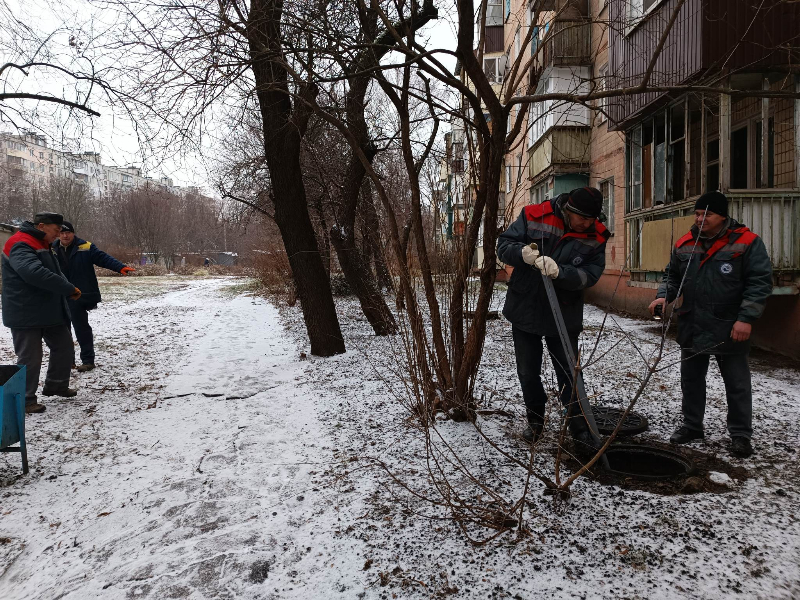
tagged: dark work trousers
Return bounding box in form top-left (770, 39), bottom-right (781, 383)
top-left (68, 299), bottom-right (96, 365)
top-left (512, 326), bottom-right (580, 424)
top-left (10, 325), bottom-right (74, 404)
top-left (680, 351), bottom-right (753, 438)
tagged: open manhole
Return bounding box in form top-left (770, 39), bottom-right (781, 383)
top-left (604, 444), bottom-right (694, 481)
top-left (591, 406), bottom-right (649, 436)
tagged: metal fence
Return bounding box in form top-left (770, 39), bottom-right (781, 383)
top-left (728, 192), bottom-right (800, 271)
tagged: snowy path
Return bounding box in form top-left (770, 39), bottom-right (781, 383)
top-left (0, 277), bottom-right (367, 599)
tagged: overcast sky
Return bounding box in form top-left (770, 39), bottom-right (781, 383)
top-left (1, 0), bottom-right (459, 193)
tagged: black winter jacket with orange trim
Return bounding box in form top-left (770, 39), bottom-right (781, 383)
top-left (656, 218), bottom-right (772, 354)
top-left (497, 196), bottom-right (610, 336)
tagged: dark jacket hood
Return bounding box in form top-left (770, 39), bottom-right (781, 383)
top-left (19, 221), bottom-right (45, 238)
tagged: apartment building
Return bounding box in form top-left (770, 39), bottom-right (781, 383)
top-left (440, 0), bottom-right (800, 356)
top-left (1, 130), bottom-right (180, 201)
top-left (439, 0), bottom-right (619, 270)
top-left (585, 0), bottom-right (800, 357)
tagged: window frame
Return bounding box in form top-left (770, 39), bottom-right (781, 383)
top-left (596, 64), bottom-right (608, 124)
top-left (599, 177), bottom-right (615, 233)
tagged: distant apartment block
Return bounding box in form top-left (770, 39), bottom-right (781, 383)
top-left (0, 129), bottom-right (200, 200)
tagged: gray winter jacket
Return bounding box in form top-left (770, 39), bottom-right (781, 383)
top-left (1, 222), bottom-right (75, 329)
top-left (656, 218), bottom-right (773, 354)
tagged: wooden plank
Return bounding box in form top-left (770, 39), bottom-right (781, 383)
top-left (796, 75), bottom-right (800, 188)
top-left (700, 94), bottom-right (707, 193)
top-left (684, 96), bottom-right (691, 199)
top-left (720, 90), bottom-right (731, 192)
top-left (640, 215), bottom-right (695, 271)
top-left (761, 77), bottom-right (769, 188)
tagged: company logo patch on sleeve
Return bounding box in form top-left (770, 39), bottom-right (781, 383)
top-left (720, 262), bottom-right (733, 275)
top-left (572, 255), bottom-right (584, 266)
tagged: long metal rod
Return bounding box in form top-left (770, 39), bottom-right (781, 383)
top-left (540, 272), bottom-right (610, 470)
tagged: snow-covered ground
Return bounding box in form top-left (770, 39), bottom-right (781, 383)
top-left (1, 276), bottom-right (799, 599)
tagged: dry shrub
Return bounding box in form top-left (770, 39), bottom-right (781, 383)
top-left (253, 249), bottom-right (296, 305)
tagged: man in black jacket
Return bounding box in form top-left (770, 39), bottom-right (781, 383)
top-left (2, 213), bottom-right (81, 413)
top-left (53, 222), bottom-right (134, 371)
top-left (497, 188), bottom-right (610, 449)
top-left (649, 192), bottom-right (773, 458)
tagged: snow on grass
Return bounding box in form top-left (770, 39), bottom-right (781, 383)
top-left (279, 287), bottom-right (800, 600)
top-left (1, 277), bottom-right (798, 599)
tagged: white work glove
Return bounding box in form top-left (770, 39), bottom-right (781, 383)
top-left (521, 244), bottom-right (540, 265)
top-left (533, 255), bottom-right (560, 279)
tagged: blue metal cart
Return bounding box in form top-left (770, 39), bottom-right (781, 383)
top-left (0, 365), bottom-right (28, 474)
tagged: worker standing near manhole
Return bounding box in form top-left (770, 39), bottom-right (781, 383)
top-left (498, 188), bottom-right (610, 452)
top-left (649, 191), bottom-right (773, 458)
top-left (53, 221), bottom-right (135, 372)
top-left (1, 212), bottom-right (81, 413)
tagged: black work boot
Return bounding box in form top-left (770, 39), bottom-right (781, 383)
top-left (568, 414), bottom-right (600, 456)
top-left (76, 364), bottom-right (95, 373)
top-left (42, 387), bottom-right (78, 398)
top-left (522, 419), bottom-right (544, 444)
top-left (670, 426), bottom-right (704, 445)
top-left (730, 436), bottom-right (753, 458)
top-left (25, 402), bottom-right (46, 414)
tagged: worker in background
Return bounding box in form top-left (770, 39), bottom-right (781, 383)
top-left (1, 213), bottom-right (80, 413)
top-left (53, 221), bottom-right (135, 372)
top-left (649, 191), bottom-right (773, 458)
top-left (497, 188), bottom-right (610, 452)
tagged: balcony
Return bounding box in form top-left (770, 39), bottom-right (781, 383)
top-left (528, 127), bottom-right (591, 181)
top-left (626, 192), bottom-right (800, 281)
top-left (541, 19), bottom-right (592, 69)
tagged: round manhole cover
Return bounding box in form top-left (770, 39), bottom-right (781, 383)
top-left (591, 406), bottom-right (649, 436)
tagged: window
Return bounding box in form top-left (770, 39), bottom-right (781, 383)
top-left (514, 27), bottom-right (520, 61)
top-left (596, 64), bottom-right (608, 123)
top-left (505, 0), bottom-right (510, 20)
top-left (731, 126), bottom-right (748, 189)
top-left (483, 56), bottom-right (507, 84)
top-left (668, 103), bottom-right (686, 201)
top-left (530, 181), bottom-right (548, 205)
top-left (626, 0), bottom-right (660, 28)
top-left (626, 125), bottom-right (643, 212)
top-left (531, 25), bottom-right (539, 56)
top-left (505, 164), bottom-right (512, 194)
top-left (486, 0), bottom-right (502, 26)
top-left (599, 179), bottom-right (614, 233)
top-left (755, 118), bottom-right (775, 188)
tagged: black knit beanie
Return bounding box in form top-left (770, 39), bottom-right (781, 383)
top-left (564, 187), bottom-right (604, 219)
top-left (695, 191), bottom-right (728, 217)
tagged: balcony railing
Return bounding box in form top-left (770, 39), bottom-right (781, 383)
top-left (728, 192), bottom-right (800, 271)
top-left (625, 192), bottom-right (800, 274)
top-left (542, 20), bottom-right (592, 68)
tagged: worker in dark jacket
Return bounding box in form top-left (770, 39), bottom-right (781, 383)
top-left (1, 213), bottom-right (81, 413)
top-left (649, 191), bottom-right (773, 458)
top-left (53, 222), bottom-right (134, 371)
top-left (497, 188), bottom-right (610, 449)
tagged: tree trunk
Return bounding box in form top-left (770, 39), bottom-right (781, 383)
top-left (248, 0), bottom-right (345, 357)
top-left (362, 184), bottom-right (394, 291)
top-left (330, 227), bottom-right (396, 335)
